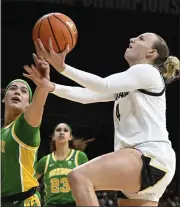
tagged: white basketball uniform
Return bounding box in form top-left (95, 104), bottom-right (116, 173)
top-left (52, 63), bottom-right (176, 202)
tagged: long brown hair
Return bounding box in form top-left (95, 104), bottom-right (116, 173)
top-left (50, 123), bottom-right (73, 152)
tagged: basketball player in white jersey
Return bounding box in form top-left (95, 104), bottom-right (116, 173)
top-left (25, 33), bottom-right (179, 206)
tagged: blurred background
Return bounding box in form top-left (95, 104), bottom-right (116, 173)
top-left (2, 0), bottom-right (180, 206)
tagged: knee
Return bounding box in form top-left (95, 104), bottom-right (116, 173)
top-left (68, 169), bottom-right (92, 188)
top-left (68, 170), bottom-right (83, 187)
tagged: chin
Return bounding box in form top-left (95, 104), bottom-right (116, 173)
top-left (58, 139), bottom-right (68, 144)
top-left (124, 53), bottom-right (131, 64)
top-left (7, 104), bottom-right (25, 113)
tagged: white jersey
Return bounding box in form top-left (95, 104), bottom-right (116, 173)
top-left (52, 63), bottom-right (171, 149)
top-left (51, 63), bottom-right (176, 201)
top-left (113, 76), bottom-right (169, 151)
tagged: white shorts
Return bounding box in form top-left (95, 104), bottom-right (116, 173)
top-left (118, 142), bottom-right (176, 202)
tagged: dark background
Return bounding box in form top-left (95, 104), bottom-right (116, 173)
top-left (2, 0), bottom-right (180, 196)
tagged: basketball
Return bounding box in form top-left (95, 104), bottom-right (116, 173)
top-left (32, 13), bottom-right (78, 53)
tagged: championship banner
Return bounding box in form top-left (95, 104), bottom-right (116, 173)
top-left (3, 0), bottom-right (180, 15)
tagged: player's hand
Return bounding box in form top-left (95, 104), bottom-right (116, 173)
top-left (23, 64), bottom-right (55, 92)
top-left (33, 53), bottom-right (50, 80)
top-left (34, 38), bottom-right (69, 73)
top-left (72, 138), bottom-right (96, 152)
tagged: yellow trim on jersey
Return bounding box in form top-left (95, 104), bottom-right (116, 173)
top-left (66, 149), bottom-right (74, 161)
top-left (139, 154), bottom-right (167, 193)
top-left (2, 121), bottom-right (15, 129)
top-left (52, 149), bottom-right (74, 161)
top-left (12, 123), bottom-right (39, 150)
top-left (52, 152), bottom-right (56, 161)
top-left (75, 151), bottom-right (80, 166)
top-left (44, 155), bottom-right (50, 174)
top-left (19, 145), bottom-right (39, 192)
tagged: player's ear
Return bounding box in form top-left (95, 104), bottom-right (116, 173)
top-left (2, 99), bottom-right (5, 103)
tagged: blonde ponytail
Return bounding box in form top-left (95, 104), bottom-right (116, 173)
top-left (162, 56), bottom-right (180, 82)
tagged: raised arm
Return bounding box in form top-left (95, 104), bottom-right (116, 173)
top-left (59, 64), bottom-right (161, 93)
top-left (23, 54), bottom-right (51, 127)
top-left (35, 38), bottom-right (162, 94)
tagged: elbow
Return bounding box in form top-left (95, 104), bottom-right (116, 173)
top-left (80, 100), bottom-right (92, 104)
top-left (77, 98), bottom-right (95, 104)
top-left (91, 86), bottom-right (110, 94)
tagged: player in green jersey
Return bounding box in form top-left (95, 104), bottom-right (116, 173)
top-left (1, 54), bottom-right (51, 206)
top-left (36, 123), bottom-right (89, 207)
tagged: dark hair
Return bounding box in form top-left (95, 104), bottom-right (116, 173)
top-left (50, 123), bottom-right (73, 152)
top-left (153, 34), bottom-right (180, 83)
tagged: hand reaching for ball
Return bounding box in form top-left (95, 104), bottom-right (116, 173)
top-left (34, 38), bottom-right (70, 73)
top-left (23, 53), bottom-right (55, 92)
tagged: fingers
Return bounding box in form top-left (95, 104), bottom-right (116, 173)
top-left (37, 38), bottom-right (48, 56)
top-left (63, 44), bottom-right (70, 55)
top-left (84, 138), bottom-right (96, 144)
top-left (31, 64), bottom-right (41, 77)
top-left (34, 41), bottom-right (42, 56)
top-left (34, 39), bottom-right (48, 59)
top-left (23, 65), bottom-right (33, 75)
top-left (40, 64), bottom-right (48, 69)
top-left (36, 49), bottom-right (44, 60)
top-left (32, 53), bottom-right (39, 66)
top-left (23, 65), bottom-right (39, 77)
top-left (48, 37), bottom-right (54, 54)
top-left (34, 51), bottom-right (46, 61)
top-left (23, 73), bottom-right (33, 80)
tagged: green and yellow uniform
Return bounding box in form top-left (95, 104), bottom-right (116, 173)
top-left (36, 149), bottom-right (88, 206)
top-left (1, 114), bottom-right (41, 206)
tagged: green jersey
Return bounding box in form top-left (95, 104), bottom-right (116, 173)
top-left (1, 113), bottom-right (40, 197)
top-left (36, 149), bottom-right (88, 205)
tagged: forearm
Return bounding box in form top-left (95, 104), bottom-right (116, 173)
top-left (51, 84), bottom-right (114, 104)
top-left (24, 87), bottom-right (49, 127)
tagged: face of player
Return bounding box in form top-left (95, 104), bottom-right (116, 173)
top-left (124, 33), bottom-right (158, 66)
top-left (53, 123), bottom-right (72, 145)
top-left (4, 82), bottom-right (30, 113)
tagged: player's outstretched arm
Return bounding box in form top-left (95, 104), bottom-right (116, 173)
top-left (24, 55), bottom-right (115, 104)
top-left (51, 84), bottom-right (115, 104)
top-left (23, 54), bottom-right (51, 127)
top-left (35, 38), bottom-right (160, 94)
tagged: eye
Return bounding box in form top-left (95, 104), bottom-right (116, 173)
top-left (9, 86), bottom-right (16, 91)
top-left (22, 90), bottom-right (27, 94)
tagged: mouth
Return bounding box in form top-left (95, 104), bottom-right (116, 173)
top-left (58, 135), bottom-right (65, 140)
top-left (11, 97), bottom-right (21, 103)
top-left (128, 44), bottom-right (132, 49)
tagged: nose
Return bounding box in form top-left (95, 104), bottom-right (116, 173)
top-left (130, 37), bottom-right (135, 43)
top-left (14, 90), bottom-right (21, 96)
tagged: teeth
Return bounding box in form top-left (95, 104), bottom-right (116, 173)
top-left (12, 98), bottom-right (20, 101)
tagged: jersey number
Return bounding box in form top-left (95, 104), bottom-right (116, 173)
top-left (116, 103), bottom-right (120, 121)
top-left (50, 177), bottom-right (70, 193)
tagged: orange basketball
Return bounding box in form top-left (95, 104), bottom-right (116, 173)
top-left (32, 13), bottom-right (78, 53)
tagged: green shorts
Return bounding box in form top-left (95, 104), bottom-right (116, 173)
top-left (2, 191), bottom-right (41, 207)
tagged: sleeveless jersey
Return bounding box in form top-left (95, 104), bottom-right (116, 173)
top-left (36, 149), bottom-right (88, 205)
top-left (1, 114), bottom-right (40, 196)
